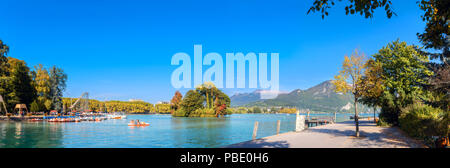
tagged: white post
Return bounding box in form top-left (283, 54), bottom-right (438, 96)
top-left (296, 111), bottom-right (305, 132)
top-left (252, 121), bottom-right (259, 140)
top-left (276, 120), bottom-right (280, 135)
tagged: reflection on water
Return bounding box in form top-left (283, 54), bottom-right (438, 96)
top-left (0, 113), bottom-right (373, 148)
top-left (0, 121), bottom-right (64, 148)
top-left (171, 117), bottom-right (232, 148)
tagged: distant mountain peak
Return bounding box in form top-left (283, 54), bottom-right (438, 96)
top-left (288, 89), bottom-right (303, 96)
top-left (340, 102), bottom-right (353, 111)
top-left (230, 80), bottom-right (363, 112)
top-left (305, 80), bottom-right (336, 97)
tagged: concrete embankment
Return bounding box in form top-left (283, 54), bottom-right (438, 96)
top-left (226, 120), bottom-right (424, 148)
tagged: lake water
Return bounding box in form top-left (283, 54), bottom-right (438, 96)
top-left (0, 113), bottom-right (373, 148)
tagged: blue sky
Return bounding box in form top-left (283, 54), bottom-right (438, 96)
top-left (1, 0), bottom-right (425, 103)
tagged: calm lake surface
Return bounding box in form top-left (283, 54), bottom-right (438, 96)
top-left (0, 113), bottom-right (373, 148)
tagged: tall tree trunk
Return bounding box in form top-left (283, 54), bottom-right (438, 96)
top-left (373, 107), bottom-right (376, 123)
top-left (209, 90), bottom-right (213, 108)
top-left (354, 98), bottom-right (359, 137)
top-left (206, 92), bottom-right (209, 109)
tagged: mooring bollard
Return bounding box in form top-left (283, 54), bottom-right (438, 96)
top-left (276, 120), bottom-right (280, 135)
top-left (252, 121), bottom-right (259, 140)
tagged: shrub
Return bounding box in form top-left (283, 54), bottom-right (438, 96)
top-left (191, 108), bottom-right (216, 117)
top-left (172, 107), bottom-right (187, 117)
top-left (172, 107), bottom-right (217, 117)
top-left (399, 103), bottom-right (447, 139)
top-left (30, 100), bottom-right (40, 112)
top-left (377, 117), bottom-right (391, 127)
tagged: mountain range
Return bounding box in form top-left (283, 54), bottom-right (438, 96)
top-left (230, 80), bottom-right (367, 112)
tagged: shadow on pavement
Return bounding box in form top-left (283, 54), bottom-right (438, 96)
top-left (225, 139), bottom-right (290, 148)
top-left (307, 121), bottom-right (422, 148)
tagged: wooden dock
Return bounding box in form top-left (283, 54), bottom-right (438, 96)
top-left (305, 116), bottom-right (334, 128)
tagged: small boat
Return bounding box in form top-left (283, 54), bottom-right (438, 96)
top-left (29, 118), bottom-right (43, 122)
top-left (48, 118), bottom-right (76, 122)
top-left (48, 118), bottom-right (59, 122)
top-left (108, 112), bottom-right (127, 119)
top-left (128, 122), bottom-right (150, 127)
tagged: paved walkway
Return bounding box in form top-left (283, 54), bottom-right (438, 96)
top-left (226, 120), bottom-right (424, 148)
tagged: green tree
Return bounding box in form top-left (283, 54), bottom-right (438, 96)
top-left (359, 59), bottom-right (384, 122)
top-left (6, 57), bottom-right (36, 111)
top-left (31, 64), bottom-right (51, 112)
top-left (373, 40), bottom-right (433, 125)
top-left (44, 99), bottom-right (52, 111)
top-left (155, 103), bottom-right (170, 114)
top-left (0, 40), bottom-right (10, 110)
top-left (252, 107), bottom-right (262, 113)
top-left (416, 1), bottom-right (449, 139)
top-left (0, 40), bottom-right (9, 76)
top-left (332, 49), bottom-right (367, 137)
top-left (195, 82), bottom-right (218, 108)
top-left (30, 100), bottom-right (39, 112)
top-left (417, 0), bottom-right (449, 64)
top-left (179, 90), bottom-right (204, 117)
top-left (49, 66), bottom-right (67, 112)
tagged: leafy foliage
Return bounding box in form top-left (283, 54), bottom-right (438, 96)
top-left (177, 90), bottom-right (204, 117)
top-left (6, 57), bottom-right (36, 109)
top-left (170, 91), bottom-right (183, 113)
top-left (0, 40), bottom-right (9, 76)
top-left (332, 49), bottom-right (367, 98)
top-left (372, 40), bottom-right (433, 125)
top-left (332, 48), bottom-right (367, 137)
top-left (155, 103), bottom-right (170, 114)
top-left (399, 103), bottom-right (447, 140)
top-left (307, 0), bottom-right (396, 19)
top-left (49, 66), bottom-right (67, 112)
top-left (32, 64), bottom-right (51, 101)
top-left (417, 0), bottom-right (449, 63)
top-left (278, 108), bottom-right (298, 114)
top-left (359, 59), bottom-right (384, 108)
top-left (62, 98), bottom-right (159, 114)
top-left (174, 83), bottom-right (230, 117)
top-left (30, 100), bottom-right (39, 112)
top-left (416, 1), bottom-right (449, 141)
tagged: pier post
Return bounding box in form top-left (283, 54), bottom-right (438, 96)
top-left (276, 120), bottom-right (280, 135)
top-left (307, 110), bottom-right (310, 120)
top-left (295, 112), bottom-right (305, 132)
top-left (252, 121), bottom-right (259, 140)
top-left (334, 112), bottom-right (337, 123)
